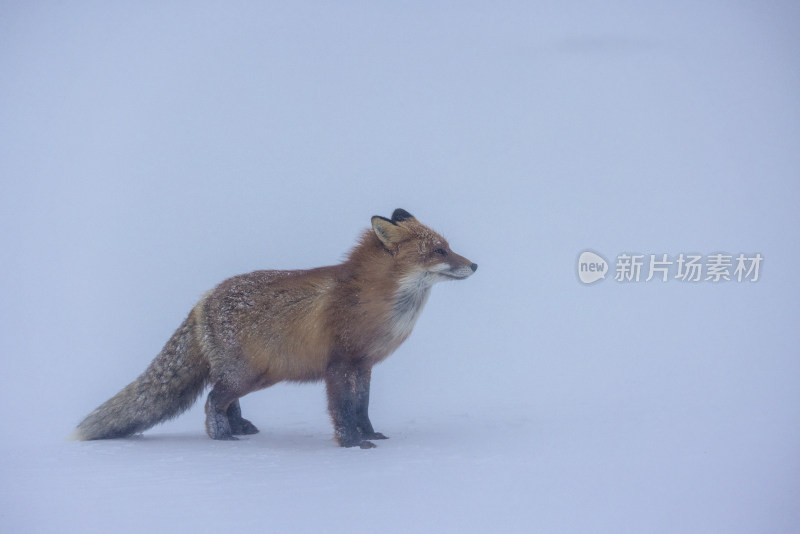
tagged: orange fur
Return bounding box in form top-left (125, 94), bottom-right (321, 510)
top-left (73, 209), bottom-right (477, 448)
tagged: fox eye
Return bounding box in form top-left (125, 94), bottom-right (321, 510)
top-left (434, 248), bottom-right (448, 256)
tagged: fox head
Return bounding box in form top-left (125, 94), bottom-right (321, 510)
top-left (370, 208), bottom-right (478, 282)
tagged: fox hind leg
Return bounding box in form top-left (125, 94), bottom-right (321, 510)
top-left (227, 399), bottom-right (259, 436)
top-left (205, 384), bottom-right (240, 440)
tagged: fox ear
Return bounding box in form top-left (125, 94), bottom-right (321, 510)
top-left (371, 216), bottom-right (406, 248)
top-left (391, 209), bottom-right (415, 223)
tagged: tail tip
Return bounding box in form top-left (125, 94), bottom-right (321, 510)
top-left (67, 428), bottom-right (86, 441)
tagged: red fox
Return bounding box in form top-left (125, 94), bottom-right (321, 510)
top-left (72, 209), bottom-right (477, 448)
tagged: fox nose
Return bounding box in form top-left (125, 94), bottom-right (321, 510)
top-left (470, 263), bottom-right (478, 272)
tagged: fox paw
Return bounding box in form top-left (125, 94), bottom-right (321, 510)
top-left (337, 432), bottom-right (378, 449)
top-left (230, 418), bottom-right (259, 436)
top-left (362, 431), bottom-right (388, 440)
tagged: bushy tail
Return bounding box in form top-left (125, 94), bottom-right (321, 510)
top-left (71, 310), bottom-right (210, 440)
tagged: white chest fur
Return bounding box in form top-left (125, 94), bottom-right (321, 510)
top-left (388, 271), bottom-right (434, 345)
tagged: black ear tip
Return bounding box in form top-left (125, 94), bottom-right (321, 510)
top-left (391, 209), bottom-right (414, 222)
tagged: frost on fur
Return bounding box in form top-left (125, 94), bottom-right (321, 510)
top-left (72, 209), bottom-right (476, 447)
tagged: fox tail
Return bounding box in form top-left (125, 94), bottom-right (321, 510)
top-left (70, 310), bottom-right (209, 440)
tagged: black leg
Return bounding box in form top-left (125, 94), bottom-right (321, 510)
top-left (354, 366), bottom-right (387, 441)
top-left (204, 383), bottom-right (239, 440)
top-left (227, 399), bottom-right (259, 436)
top-left (326, 360), bottom-right (383, 448)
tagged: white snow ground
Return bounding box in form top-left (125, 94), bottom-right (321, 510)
top-left (2, 2), bottom-right (799, 533)
top-left (9, 398), bottom-right (793, 534)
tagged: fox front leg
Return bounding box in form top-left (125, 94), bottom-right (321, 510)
top-left (326, 360), bottom-right (386, 448)
top-left (353, 366), bottom-right (388, 441)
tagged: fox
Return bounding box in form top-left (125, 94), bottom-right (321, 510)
top-left (72, 209), bottom-right (477, 448)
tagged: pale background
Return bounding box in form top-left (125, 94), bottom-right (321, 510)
top-left (2, 2), bottom-right (798, 533)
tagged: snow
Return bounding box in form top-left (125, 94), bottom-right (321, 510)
top-left (2, 2), bottom-right (799, 533)
top-left (5, 398), bottom-right (797, 533)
